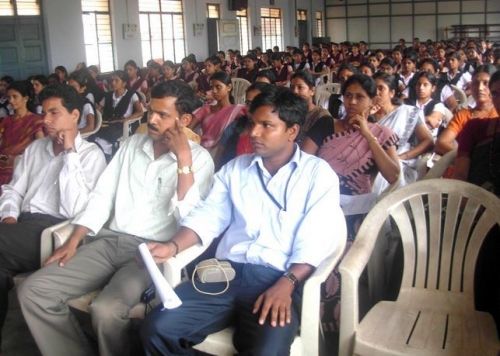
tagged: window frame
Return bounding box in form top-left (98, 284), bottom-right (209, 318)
top-left (0, 0), bottom-right (40, 16)
top-left (236, 8), bottom-right (251, 54)
top-left (81, 0), bottom-right (115, 73)
top-left (260, 7), bottom-right (283, 51)
top-left (316, 11), bottom-right (324, 37)
top-left (139, 0), bottom-right (186, 64)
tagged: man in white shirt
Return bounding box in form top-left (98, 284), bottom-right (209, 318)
top-left (140, 88), bottom-right (346, 356)
top-left (18, 80), bottom-right (214, 356)
top-left (0, 84), bottom-right (106, 351)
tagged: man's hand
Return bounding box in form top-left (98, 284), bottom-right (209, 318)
top-left (44, 238), bottom-right (79, 267)
top-left (252, 278), bottom-right (294, 327)
top-left (162, 118), bottom-right (191, 160)
top-left (56, 128), bottom-right (78, 151)
top-left (1, 217), bottom-right (17, 224)
top-left (146, 241), bottom-right (177, 264)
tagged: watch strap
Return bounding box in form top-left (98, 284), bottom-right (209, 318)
top-left (282, 271), bottom-right (298, 286)
top-left (177, 166), bottom-right (193, 174)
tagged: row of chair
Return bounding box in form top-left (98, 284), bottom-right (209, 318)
top-left (35, 177), bottom-right (500, 355)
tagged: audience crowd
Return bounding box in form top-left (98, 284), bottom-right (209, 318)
top-left (0, 36), bottom-right (499, 356)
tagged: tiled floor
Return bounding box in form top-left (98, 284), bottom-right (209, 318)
top-left (2, 289), bottom-right (41, 356)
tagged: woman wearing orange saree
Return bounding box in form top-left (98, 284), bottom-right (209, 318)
top-left (0, 81), bottom-right (44, 186)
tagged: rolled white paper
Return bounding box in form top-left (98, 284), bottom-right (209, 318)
top-left (138, 243), bottom-right (182, 309)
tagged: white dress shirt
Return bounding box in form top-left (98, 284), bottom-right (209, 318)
top-left (181, 146), bottom-right (346, 272)
top-left (0, 134), bottom-right (106, 219)
top-left (73, 134), bottom-right (214, 241)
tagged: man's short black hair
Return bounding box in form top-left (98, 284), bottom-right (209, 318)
top-left (39, 84), bottom-right (82, 114)
top-left (249, 87), bottom-right (307, 128)
top-left (150, 80), bottom-right (201, 116)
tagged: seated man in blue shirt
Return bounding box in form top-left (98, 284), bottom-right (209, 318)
top-left (141, 87), bottom-right (347, 356)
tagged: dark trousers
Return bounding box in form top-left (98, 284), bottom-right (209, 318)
top-left (141, 263), bottom-right (302, 356)
top-left (0, 212), bottom-right (63, 348)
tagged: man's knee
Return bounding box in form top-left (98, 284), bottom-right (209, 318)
top-left (17, 270), bottom-right (65, 311)
top-left (89, 297), bottom-right (130, 331)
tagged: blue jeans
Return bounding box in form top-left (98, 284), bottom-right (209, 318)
top-left (141, 262), bottom-right (302, 356)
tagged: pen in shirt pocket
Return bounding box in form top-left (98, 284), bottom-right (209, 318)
top-left (157, 177), bottom-right (162, 193)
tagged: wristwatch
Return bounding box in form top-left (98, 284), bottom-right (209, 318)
top-left (282, 271), bottom-right (298, 287)
top-left (177, 165), bottom-right (193, 175)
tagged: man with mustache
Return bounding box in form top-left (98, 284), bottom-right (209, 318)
top-left (18, 80), bottom-right (214, 356)
top-left (0, 84), bottom-right (106, 352)
top-left (141, 87), bottom-right (346, 356)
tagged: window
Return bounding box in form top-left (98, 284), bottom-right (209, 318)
top-left (236, 9), bottom-right (251, 54)
top-left (316, 11), bottom-right (323, 37)
top-left (81, 0), bottom-right (114, 72)
top-left (0, 0), bottom-right (40, 16)
top-left (297, 9), bottom-right (307, 21)
top-left (260, 7), bottom-right (282, 51)
top-left (139, 0), bottom-right (186, 64)
top-left (207, 4), bottom-right (220, 19)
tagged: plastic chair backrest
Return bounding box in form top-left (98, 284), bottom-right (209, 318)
top-left (356, 179), bottom-right (500, 307)
top-left (81, 110), bottom-right (103, 139)
top-left (230, 78), bottom-right (251, 105)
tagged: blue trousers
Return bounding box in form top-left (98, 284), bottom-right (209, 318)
top-left (141, 262), bottom-right (302, 356)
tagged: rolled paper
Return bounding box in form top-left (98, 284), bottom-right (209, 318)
top-left (138, 243), bottom-right (182, 309)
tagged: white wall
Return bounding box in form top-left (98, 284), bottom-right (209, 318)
top-left (41, 0), bottom-right (325, 72)
top-left (42, 0), bottom-right (86, 71)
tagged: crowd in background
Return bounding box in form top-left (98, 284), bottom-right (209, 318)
top-left (0, 35), bottom-right (499, 354)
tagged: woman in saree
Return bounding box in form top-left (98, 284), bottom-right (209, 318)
top-left (371, 71), bottom-right (434, 187)
top-left (190, 71), bottom-right (245, 168)
top-left (301, 74), bottom-right (400, 338)
top-left (0, 81), bottom-right (44, 185)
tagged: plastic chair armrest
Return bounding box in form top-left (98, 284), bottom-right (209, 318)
top-left (39, 220), bottom-right (73, 263)
top-left (300, 237), bottom-right (347, 356)
top-left (161, 243), bottom-right (208, 287)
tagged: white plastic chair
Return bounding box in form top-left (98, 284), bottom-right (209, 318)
top-left (230, 77), bottom-right (251, 105)
top-left (40, 221), bottom-right (347, 356)
top-left (37, 221), bottom-right (207, 314)
top-left (339, 179), bottom-right (500, 356)
top-left (81, 110), bottom-right (102, 139)
top-left (423, 148), bottom-right (457, 180)
top-left (315, 83), bottom-right (341, 109)
top-left (450, 84), bottom-right (468, 109)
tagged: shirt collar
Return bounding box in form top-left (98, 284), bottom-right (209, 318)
top-left (45, 132), bottom-right (84, 156)
top-left (248, 144), bottom-right (301, 172)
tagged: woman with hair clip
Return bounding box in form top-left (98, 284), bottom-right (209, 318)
top-left (190, 71), bottom-right (246, 167)
top-left (406, 71), bottom-right (449, 139)
top-left (93, 70), bottom-right (144, 157)
top-left (68, 70), bottom-right (96, 135)
top-left (371, 71), bottom-right (434, 186)
top-left (290, 70), bottom-right (331, 137)
top-left (0, 81), bottom-right (44, 185)
top-left (301, 74), bottom-right (400, 338)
